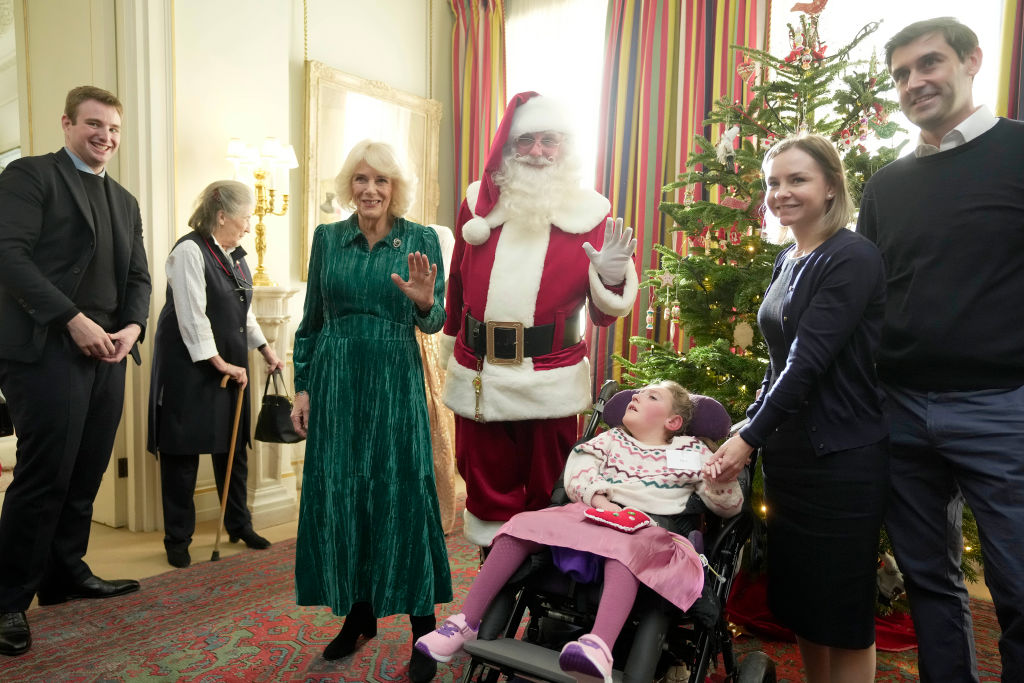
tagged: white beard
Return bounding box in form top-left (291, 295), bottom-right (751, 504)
top-left (493, 156), bottom-right (580, 234)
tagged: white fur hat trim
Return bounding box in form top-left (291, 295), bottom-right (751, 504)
top-left (462, 215), bottom-right (492, 245)
top-left (509, 96), bottom-right (572, 138)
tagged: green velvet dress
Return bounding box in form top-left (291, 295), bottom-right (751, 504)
top-left (293, 216), bottom-right (453, 617)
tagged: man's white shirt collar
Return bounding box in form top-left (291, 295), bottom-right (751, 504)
top-left (915, 106), bottom-right (997, 157)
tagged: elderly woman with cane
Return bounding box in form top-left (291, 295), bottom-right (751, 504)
top-left (147, 179), bottom-right (283, 568)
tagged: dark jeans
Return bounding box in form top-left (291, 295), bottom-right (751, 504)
top-left (884, 382), bottom-right (1024, 682)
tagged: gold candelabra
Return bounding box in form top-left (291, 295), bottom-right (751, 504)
top-left (226, 137), bottom-right (298, 288)
top-left (251, 168), bottom-right (289, 287)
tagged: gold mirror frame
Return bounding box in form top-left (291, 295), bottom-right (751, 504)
top-left (302, 60), bottom-right (442, 280)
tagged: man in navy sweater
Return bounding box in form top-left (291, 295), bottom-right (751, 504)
top-left (858, 17), bottom-right (1024, 682)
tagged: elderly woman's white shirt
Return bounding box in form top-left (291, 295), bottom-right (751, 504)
top-left (164, 236), bottom-right (267, 362)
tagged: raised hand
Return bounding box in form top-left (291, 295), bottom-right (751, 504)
top-left (391, 251), bottom-right (438, 312)
top-left (582, 217), bottom-right (637, 285)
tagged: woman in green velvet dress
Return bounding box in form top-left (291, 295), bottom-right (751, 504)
top-left (290, 139), bottom-right (452, 682)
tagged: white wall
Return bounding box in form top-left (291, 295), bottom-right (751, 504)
top-left (0, 0), bottom-right (18, 155)
top-left (169, 0), bottom-right (454, 518)
top-left (174, 0), bottom-right (454, 317)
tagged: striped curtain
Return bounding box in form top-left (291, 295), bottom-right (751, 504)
top-left (449, 0), bottom-right (508, 217)
top-left (589, 0), bottom-right (762, 387)
top-left (997, 0), bottom-right (1023, 120)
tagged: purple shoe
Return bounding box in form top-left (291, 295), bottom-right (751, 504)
top-left (558, 633), bottom-right (614, 683)
top-left (414, 613), bottom-right (478, 663)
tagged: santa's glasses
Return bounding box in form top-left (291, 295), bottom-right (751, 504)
top-left (513, 134), bottom-right (563, 153)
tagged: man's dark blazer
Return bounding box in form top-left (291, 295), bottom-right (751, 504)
top-left (0, 148), bottom-right (151, 363)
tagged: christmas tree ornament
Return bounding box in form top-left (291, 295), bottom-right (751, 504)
top-left (733, 321), bottom-right (755, 350)
top-left (716, 125), bottom-right (740, 167)
top-left (737, 59), bottom-right (757, 85)
top-left (645, 306), bottom-right (655, 331)
top-left (683, 184), bottom-right (695, 206)
top-left (790, 0), bottom-right (828, 15)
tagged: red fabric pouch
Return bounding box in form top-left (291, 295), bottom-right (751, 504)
top-left (583, 507), bottom-right (653, 533)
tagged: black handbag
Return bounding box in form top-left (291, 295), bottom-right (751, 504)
top-left (0, 395), bottom-right (12, 438)
top-left (254, 369), bottom-right (304, 444)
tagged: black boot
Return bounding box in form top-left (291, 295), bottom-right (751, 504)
top-left (323, 601), bottom-right (377, 660)
top-left (409, 613), bottom-right (438, 682)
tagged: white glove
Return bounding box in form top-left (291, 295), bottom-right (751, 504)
top-left (582, 217), bottom-right (637, 286)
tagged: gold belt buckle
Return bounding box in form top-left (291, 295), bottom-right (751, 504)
top-left (485, 320), bottom-right (524, 365)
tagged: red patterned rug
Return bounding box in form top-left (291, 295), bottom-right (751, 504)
top-left (6, 531), bottom-right (478, 682)
top-left (4, 517), bottom-right (1003, 682)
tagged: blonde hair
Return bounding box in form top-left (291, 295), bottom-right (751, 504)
top-left (187, 180), bottom-right (254, 238)
top-left (647, 380), bottom-right (694, 436)
top-left (762, 133), bottom-right (853, 243)
top-left (334, 139), bottom-right (416, 218)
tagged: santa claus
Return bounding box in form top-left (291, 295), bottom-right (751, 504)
top-left (441, 92), bottom-right (639, 546)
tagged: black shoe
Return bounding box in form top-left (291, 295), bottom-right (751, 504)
top-left (0, 612), bottom-right (30, 656)
top-left (37, 576), bottom-right (141, 606)
top-left (408, 613), bottom-right (437, 682)
top-left (228, 528), bottom-right (271, 550)
top-left (166, 545), bottom-right (191, 568)
top-left (409, 648), bottom-right (438, 682)
top-left (323, 602), bottom-right (377, 660)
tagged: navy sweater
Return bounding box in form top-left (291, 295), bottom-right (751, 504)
top-left (857, 118), bottom-right (1024, 391)
top-left (740, 228), bottom-right (888, 456)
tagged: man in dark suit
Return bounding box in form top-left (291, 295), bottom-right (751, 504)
top-left (0, 85), bottom-right (152, 656)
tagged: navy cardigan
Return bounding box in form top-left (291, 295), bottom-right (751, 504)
top-left (739, 228), bottom-right (888, 456)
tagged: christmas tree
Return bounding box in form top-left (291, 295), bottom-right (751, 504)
top-left (615, 8), bottom-right (982, 583)
top-left (617, 11), bottom-right (902, 420)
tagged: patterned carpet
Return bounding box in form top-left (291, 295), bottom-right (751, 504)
top-left (7, 531), bottom-right (477, 683)
top-left (6, 514), bottom-right (1002, 682)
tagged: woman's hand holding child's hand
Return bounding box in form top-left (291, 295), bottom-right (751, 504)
top-left (704, 433), bottom-right (754, 482)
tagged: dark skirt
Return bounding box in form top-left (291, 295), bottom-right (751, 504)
top-left (762, 419), bottom-right (889, 649)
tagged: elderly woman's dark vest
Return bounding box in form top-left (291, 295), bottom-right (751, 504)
top-left (147, 231), bottom-right (254, 455)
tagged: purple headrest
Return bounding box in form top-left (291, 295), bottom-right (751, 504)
top-left (602, 389), bottom-right (732, 441)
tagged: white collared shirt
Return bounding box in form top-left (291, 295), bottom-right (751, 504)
top-left (64, 147), bottom-right (107, 177)
top-left (914, 106), bottom-right (998, 157)
top-left (165, 236), bottom-right (267, 362)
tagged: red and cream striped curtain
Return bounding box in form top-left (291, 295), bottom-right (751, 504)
top-left (449, 0), bottom-right (507, 216)
top-left (997, 0), bottom-right (1023, 120)
top-left (588, 0), bottom-right (762, 388)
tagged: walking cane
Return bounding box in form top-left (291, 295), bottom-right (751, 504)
top-left (211, 373), bottom-right (245, 562)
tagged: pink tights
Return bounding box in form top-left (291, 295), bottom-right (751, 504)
top-left (461, 535), bottom-right (640, 647)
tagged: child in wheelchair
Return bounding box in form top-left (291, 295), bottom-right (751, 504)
top-left (416, 380), bottom-right (743, 682)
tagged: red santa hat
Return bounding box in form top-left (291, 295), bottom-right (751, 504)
top-left (462, 91), bottom-right (573, 245)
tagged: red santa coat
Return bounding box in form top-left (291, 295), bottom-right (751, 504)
top-left (441, 180), bottom-right (639, 422)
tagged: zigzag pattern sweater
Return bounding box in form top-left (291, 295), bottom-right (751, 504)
top-left (564, 428), bottom-right (742, 518)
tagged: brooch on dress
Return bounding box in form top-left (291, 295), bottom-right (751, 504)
top-left (392, 238), bottom-right (402, 248)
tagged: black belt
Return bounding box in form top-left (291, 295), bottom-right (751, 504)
top-left (464, 313), bottom-right (581, 365)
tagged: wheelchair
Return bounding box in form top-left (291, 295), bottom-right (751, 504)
top-left (458, 381), bottom-right (776, 683)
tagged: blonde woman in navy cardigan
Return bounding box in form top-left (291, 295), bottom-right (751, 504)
top-left (705, 134), bottom-right (888, 683)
